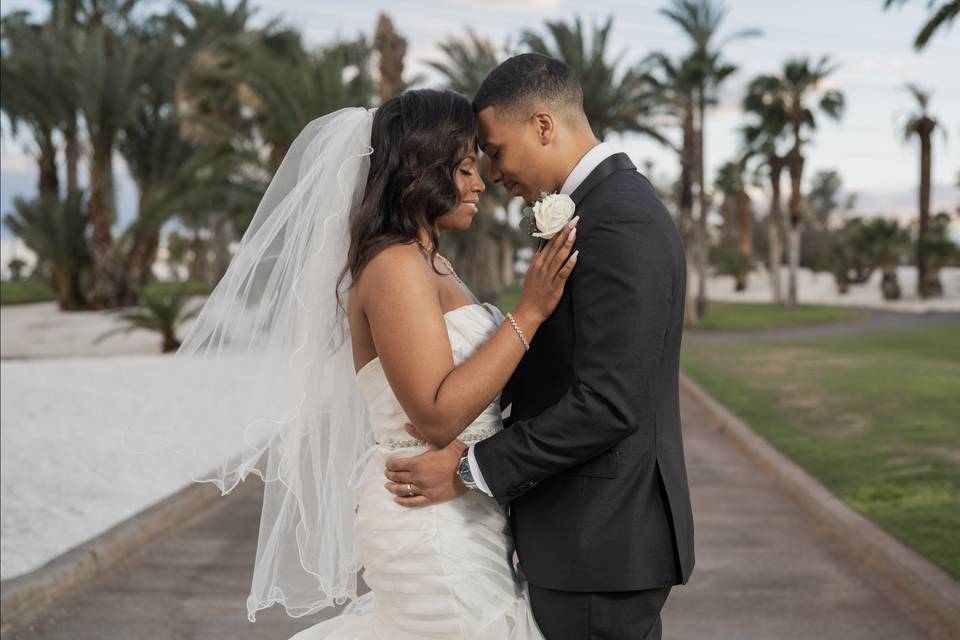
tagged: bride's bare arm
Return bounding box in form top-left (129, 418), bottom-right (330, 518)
top-left (362, 226), bottom-right (577, 449)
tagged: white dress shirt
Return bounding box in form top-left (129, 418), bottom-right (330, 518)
top-left (466, 141), bottom-right (617, 497)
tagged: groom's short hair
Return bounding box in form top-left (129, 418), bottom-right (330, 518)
top-left (473, 53), bottom-right (585, 122)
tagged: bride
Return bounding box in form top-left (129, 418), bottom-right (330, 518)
top-left (128, 89), bottom-right (577, 638)
top-left (294, 89), bottom-right (577, 639)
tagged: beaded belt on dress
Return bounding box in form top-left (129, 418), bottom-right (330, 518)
top-left (375, 424), bottom-right (500, 450)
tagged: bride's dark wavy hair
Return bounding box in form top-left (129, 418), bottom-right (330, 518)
top-left (336, 89), bottom-right (478, 311)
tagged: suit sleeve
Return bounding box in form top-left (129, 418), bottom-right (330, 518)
top-left (473, 204), bottom-right (674, 505)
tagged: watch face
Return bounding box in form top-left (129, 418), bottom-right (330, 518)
top-left (458, 455), bottom-right (474, 483)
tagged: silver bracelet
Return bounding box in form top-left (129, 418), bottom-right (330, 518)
top-left (505, 312), bottom-right (530, 351)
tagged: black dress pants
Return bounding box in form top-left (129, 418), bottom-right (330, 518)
top-left (527, 583), bottom-right (672, 640)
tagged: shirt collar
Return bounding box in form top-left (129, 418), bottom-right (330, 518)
top-left (559, 142), bottom-right (616, 196)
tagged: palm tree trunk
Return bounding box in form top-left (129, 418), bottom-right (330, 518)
top-left (87, 140), bottom-right (118, 308)
top-left (786, 146), bottom-right (804, 307)
top-left (694, 99), bottom-right (709, 318)
top-left (205, 212), bottom-right (234, 287)
top-left (162, 330), bottom-right (181, 353)
top-left (123, 232), bottom-right (160, 305)
top-left (768, 156), bottom-right (784, 304)
top-left (736, 188), bottom-right (752, 291)
top-left (720, 199), bottom-right (735, 244)
top-left (916, 127), bottom-right (932, 298)
top-left (680, 111), bottom-right (698, 327)
top-left (65, 117), bottom-right (80, 196)
top-left (63, 0), bottom-right (81, 198)
top-left (881, 263), bottom-right (901, 300)
top-left (38, 137), bottom-right (59, 197)
top-left (188, 227), bottom-right (205, 281)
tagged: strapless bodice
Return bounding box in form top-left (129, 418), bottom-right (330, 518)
top-left (355, 302), bottom-right (506, 448)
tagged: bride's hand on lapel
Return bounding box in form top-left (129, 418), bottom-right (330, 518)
top-left (383, 423), bottom-right (467, 507)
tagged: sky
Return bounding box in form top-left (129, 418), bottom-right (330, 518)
top-left (1, 0), bottom-right (958, 240)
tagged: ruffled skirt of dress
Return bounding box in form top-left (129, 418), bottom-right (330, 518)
top-left (287, 446), bottom-right (544, 640)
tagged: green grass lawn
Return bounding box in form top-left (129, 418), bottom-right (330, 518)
top-left (143, 279), bottom-right (212, 298)
top-left (0, 278), bottom-right (55, 305)
top-left (499, 292), bottom-right (862, 334)
top-left (682, 323), bottom-right (960, 579)
top-left (692, 301), bottom-right (864, 332)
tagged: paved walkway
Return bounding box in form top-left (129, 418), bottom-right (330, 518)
top-left (4, 389), bottom-right (949, 639)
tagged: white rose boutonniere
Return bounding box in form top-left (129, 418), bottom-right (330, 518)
top-left (519, 192), bottom-right (576, 240)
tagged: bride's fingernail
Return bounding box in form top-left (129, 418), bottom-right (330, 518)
top-left (571, 215), bottom-right (580, 225)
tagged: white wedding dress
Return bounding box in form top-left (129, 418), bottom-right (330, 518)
top-left (290, 301), bottom-right (545, 640)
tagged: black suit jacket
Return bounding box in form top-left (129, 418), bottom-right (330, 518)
top-left (474, 153), bottom-right (695, 592)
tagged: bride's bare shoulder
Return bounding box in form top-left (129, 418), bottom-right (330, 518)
top-left (354, 242), bottom-right (431, 303)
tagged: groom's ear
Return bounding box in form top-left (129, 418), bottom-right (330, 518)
top-left (532, 111), bottom-right (556, 146)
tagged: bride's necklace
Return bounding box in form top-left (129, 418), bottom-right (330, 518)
top-left (415, 239), bottom-right (464, 286)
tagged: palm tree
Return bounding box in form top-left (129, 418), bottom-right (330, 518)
top-left (829, 217), bottom-right (875, 294)
top-left (857, 218), bottom-right (911, 300)
top-left (714, 159), bottom-right (753, 291)
top-left (3, 192), bottom-right (90, 309)
top-left (900, 83), bottom-right (944, 298)
top-left (157, 0), bottom-right (274, 287)
top-left (73, 20), bottom-right (152, 308)
top-left (659, 0), bottom-right (761, 317)
top-left (0, 12), bottom-right (74, 197)
top-left (742, 74), bottom-right (790, 304)
top-left (95, 282), bottom-right (201, 352)
top-left (164, 0), bottom-right (261, 145)
top-left (427, 29), bottom-right (501, 98)
top-left (521, 15), bottom-right (664, 142)
top-left (240, 35), bottom-right (375, 167)
top-left (922, 212), bottom-right (958, 295)
top-left (748, 57), bottom-right (844, 306)
top-left (641, 51), bottom-right (701, 325)
top-left (883, 0), bottom-right (959, 50)
top-left (45, 0), bottom-right (83, 196)
top-left (114, 16), bottom-right (261, 298)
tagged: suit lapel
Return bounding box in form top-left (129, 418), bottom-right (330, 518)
top-left (534, 153), bottom-right (637, 252)
top-left (569, 152), bottom-right (636, 206)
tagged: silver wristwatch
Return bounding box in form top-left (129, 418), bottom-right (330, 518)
top-left (456, 449), bottom-right (477, 490)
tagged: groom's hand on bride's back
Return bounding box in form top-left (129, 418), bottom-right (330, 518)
top-left (383, 423), bottom-right (468, 507)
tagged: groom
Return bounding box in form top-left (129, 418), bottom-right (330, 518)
top-left (385, 53), bottom-right (694, 639)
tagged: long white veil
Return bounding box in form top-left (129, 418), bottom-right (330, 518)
top-left (123, 107), bottom-right (377, 621)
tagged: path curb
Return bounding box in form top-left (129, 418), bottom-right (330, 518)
top-left (0, 480), bottom-right (224, 633)
top-left (680, 372), bottom-right (960, 630)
